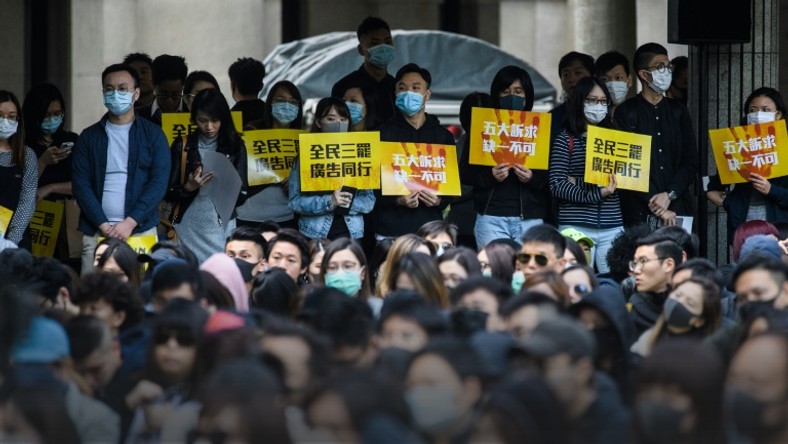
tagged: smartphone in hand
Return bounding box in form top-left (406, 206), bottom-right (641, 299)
top-left (60, 142), bottom-right (74, 153)
top-left (334, 186), bottom-right (358, 215)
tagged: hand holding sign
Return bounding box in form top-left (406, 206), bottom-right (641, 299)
top-left (600, 174), bottom-right (617, 197)
top-left (418, 190), bottom-right (441, 207)
top-left (492, 163), bottom-right (509, 182)
top-left (512, 164), bottom-right (533, 183)
top-left (750, 173), bottom-right (772, 195)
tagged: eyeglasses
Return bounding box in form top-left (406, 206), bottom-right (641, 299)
top-left (628, 257), bottom-right (665, 272)
top-left (154, 329), bottom-right (195, 346)
top-left (645, 63), bottom-right (674, 73)
top-left (103, 86), bottom-right (135, 94)
top-left (155, 93), bottom-right (183, 101)
top-left (516, 253), bottom-right (549, 267)
top-left (584, 97), bottom-right (609, 106)
top-left (44, 111), bottom-right (64, 119)
top-left (272, 97), bottom-right (300, 106)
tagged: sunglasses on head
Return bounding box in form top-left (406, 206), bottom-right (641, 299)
top-left (154, 329), bottom-right (195, 347)
top-left (516, 253), bottom-right (549, 267)
top-left (574, 284), bottom-right (591, 296)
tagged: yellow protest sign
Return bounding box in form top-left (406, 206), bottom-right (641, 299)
top-left (584, 126), bottom-right (652, 192)
top-left (299, 131), bottom-right (381, 192)
top-left (161, 111), bottom-right (244, 146)
top-left (708, 120), bottom-right (788, 184)
top-left (380, 142), bottom-right (461, 196)
top-left (30, 200), bottom-right (64, 257)
top-left (98, 233), bottom-right (158, 256)
top-left (0, 205), bottom-right (12, 238)
top-left (242, 129), bottom-right (304, 186)
top-left (469, 107), bottom-right (551, 169)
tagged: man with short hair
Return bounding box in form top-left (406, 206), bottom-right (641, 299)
top-left (135, 54), bottom-right (188, 125)
top-left (726, 333), bottom-right (788, 444)
top-left (518, 223), bottom-right (568, 278)
top-left (228, 57), bottom-right (267, 127)
top-left (549, 51), bottom-right (596, 146)
top-left (613, 43), bottom-right (698, 228)
top-left (332, 16), bottom-right (397, 123)
top-left (266, 227), bottom-right (310, 282)
top-left (72, 63), bottom-right (170, 274)
top-left (628, 236), bottom-right (683, 334)
top-left (732, 252), bottom-right (788, 311)
top-left (150, 258), bottom-right (201, 312)
top-left (371, 63), bottom-right (456, 240)
top-left (225, 225), bottom-right (267, 276)
top-left (123, 52), bottom-right (154, 107)
top-left (417, 220), bottom-right (458, 256)
top-left (510, 315), bottom-right (630, 444)
top-left (595, 50), bottom-right (633, 107)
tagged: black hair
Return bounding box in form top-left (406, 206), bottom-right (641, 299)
top-left (184, 70), bottom-right (220, 96)
top-left (417, 220), bottom-right (459, 246)
top-left (742, 86), bottom-right (787, 125)
top-left (250, 267), bottom-right (299, 316)
top-left (30, 256), bottom-right (73, 306)
top-left (674, 258), bottom-right (726, 289)
top-left (95, 237), bottom-right (143, 286)
top-left (490, 65), bottom-right (535, 111)
top-left (148, 240), bottom-right (200, 269)
top-left (633, 42), bottom-right (668, 73)
top-left (558, 51), bottom-right (596, 77)
top-left (23, 82), bottom-right (67, 141)
top-left (356, 16), bottom-right (391, 40)
top-left (339, 81), bottom-right (381, 130)
top-left (605, 223), bottom-right (652, 283)
top-left (391, 252), bottom-right (449, 308)
top-left (368, 237), bottom-right (394, 284)
top-left (66, 314), bottom-right (113, 362)
top-left (101, 63), bottom-right (140, 88)
top-left (266, 228), bottom-right (310, 270)
top-left (635, 235), bottom-right (684, 267)
top-left (561, 264), bottom-right (599, 289)
top-left (310, 97), bottom-right (350, 132)
top-left (226, 226), bottom-right (267, 258)
top-left (409, 336), bottom-right (486, 382)
top-left (499, 290), bottom-right (564, 318)
top-left (595, 50), bottom-right (630, 76)
top-left (198, 270), bottom-right (236, 309)
top-left (482, 241), bottom-right (517, 286)
top-left (653, 225), bottom-right (700, 259)
top-left (563, 237), bottom-right (588, 266)
top-left (261, 80), bottom-right (304, 130)
top-left (565, 76), bottom-right (613, 135)
top-left (0, 90), bottom-right (25, 166)
top-left (151, 54), bottom-right (188, 86)
top-left (311, 288), bottom-right (375, 357)
top-left (449, 276), bottom-right (514, 307)
top-left (228, 57), bottom-right (266, 96)
top-left (258, 219), bottom-right (283, 234)
top-left (731, 252), bottom-right (788, 289)
top-left (378, 290), bottom-right (449, 335)
top-left (190, 88), bottom-right (240, 156)
top-left (671, 55), bottom-right (688, 77)
top-left (459, 91), bottom-right (493, 132)
top-left (521, 224), bottom-right (567, 258)
top-left (319, 237), bottom-right (372, 299)
top-left (260, 316), bottom-right (332, 383)
top-left (72, 271), bottom-right (144, 330)
top-left (438, 246), bottom-right (483, 276)
top-left (151, 261), bottom-right (201, 298)
top-left (395, 63), bottom-right (432, 88)
top-left (123, 52), bottom-right (152, 67)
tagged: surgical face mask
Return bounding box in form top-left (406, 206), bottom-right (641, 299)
top-left (647, 70), bottom-right (672, 94)
top-left (584, 103), bottom-right (608, 124)
top-left (367, 44), bottom-right (394, 69)
top-left (405, 386), bottom-right (457, 435)
top-left (324, 269), bottom-right (362, 297)
top-left (663, 298), bottom-right (696, 329)
top-left (395, 91), bottom-right (424, 117)
top-left (511, 270), bottom-right (526, 295)
top-left (0, 118), bottom-right (18, 140)
top-left (635, 399), bottom-right (689, 443)
top-left (103, 90), bottom-right (135, 116)
top-left (320, 120), bottom-right (349, 133)
top-left (726, 388), bottom-right (786, 441)
top-left (346, 101), bottom-right (365, 125)
top-left (606, 81), bottom-right (629, 105)
top-left (271, 102), bottom-right (299, 124)
top-left (482, 269), bottom-right (493, 278)
top-left (499, 94), bottom-right (526, 111)
top-left (41, 115), bottom-right (63, 134)
top-left (747, 111), bottom-right (777, 125)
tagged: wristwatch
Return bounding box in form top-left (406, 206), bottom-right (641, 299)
top-left (668, 190), bottom-right (678, 201)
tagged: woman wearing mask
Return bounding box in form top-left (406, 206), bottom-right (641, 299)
top-left (23, 83), bottom-right (79, 259)
top-left (319, 238), bottom-right (381, 314)
top-left (630, 276), bottom-right (722, 358)
top-left (460, 65), bottom-right (550, 249)
top-left (341, 82), bottom-right (381, 131)
top-left (548, 76), bottom-right (622, 274)
top-left (164, 88), bottom-right (247, 263)
top-left (288, 97), bottom-right (375, 241)
top-left (237, 80), bottom-right (304, 230)
top-left (0, 90), bottom-right (36, 249)
top-left (706, 87), bottom-right (788, 245)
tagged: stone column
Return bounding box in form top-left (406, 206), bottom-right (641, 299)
top-left (0, 0), bottom-right (28, 99)
top-left (693, 0), bottom-right (780, 264)
top-left (569, 0), bottom-right (636, 63)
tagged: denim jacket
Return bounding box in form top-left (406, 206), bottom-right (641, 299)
top-left (287, 156), bottom-right (375, 239)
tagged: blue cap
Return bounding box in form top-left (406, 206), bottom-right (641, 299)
top-left (11, 316), bottom-right (70, 364)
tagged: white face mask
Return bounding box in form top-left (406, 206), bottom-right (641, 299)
top-left (584, 103), bottom-right (608, 124)
top-left (606, 81), bottom-right (629, 105)
top-left (647, 70), bottom-right (672, 94)
top-left (747, 111), bottom-right (777, 125)
top-left (0, 118), bottom-right (18, 140)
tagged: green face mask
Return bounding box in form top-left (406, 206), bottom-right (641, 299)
top-left (324, 269), bottom-right (362, 297)
top-left (511, 270), bottom-right (526, 294)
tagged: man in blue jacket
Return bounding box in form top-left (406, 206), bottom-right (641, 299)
top-left (72, 63), bottom-right (170, 274)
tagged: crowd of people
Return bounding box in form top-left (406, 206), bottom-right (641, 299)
top-left (1, 15), bottom-right (788, 444)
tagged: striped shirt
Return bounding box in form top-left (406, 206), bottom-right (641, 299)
top-left (548, 129), bottom-right (623, 228)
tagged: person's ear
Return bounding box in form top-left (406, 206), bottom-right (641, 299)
top-left (358, 266), bottom-right (366, 282)
top-left (423, 89), bottom-right (432, 102)
top-left (357, 43), bottom-right (366, 57)
top-left (110, 310), bottom-right (126, 330)
top-left (663, 257), bottom-right (676, 274)
top-left (776, 111), bottom-right (784, 120)
top-left (626, 74), bottom-right (634, 88)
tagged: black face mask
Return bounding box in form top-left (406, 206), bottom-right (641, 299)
top-left (739, 299), bottom-right (776, 324)
top-left (726, 388), bottom-right (786, 441)
top-left (635, 399), bottom-right (689, 444)
top-left (592, 327), bottom-right (619, 357)
top-left (663, 298), bottom-right (696, 329)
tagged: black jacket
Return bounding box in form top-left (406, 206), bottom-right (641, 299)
top-left (708, 173), bottom-right (788, 244)
top-left (628, 289), bottom-right (670, 337)
top-left (372, 112), bottom-right (456, 237)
